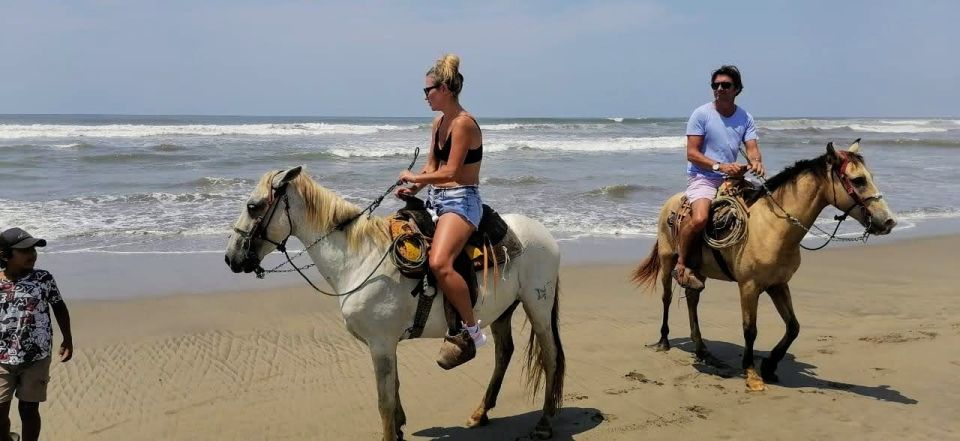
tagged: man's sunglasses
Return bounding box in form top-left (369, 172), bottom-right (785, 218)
top-left (711, 81), bottom-right (735, 91)
top-left (423, 85), bottom-right (441, 97)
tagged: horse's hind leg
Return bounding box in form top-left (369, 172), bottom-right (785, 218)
top-left (684, 287), bottom-right (727, 368)
top-left (467, 301), bottom-right (521, 428)
top-left (761, 283), bottom-right (800, 383)
top-left (521, 279), bottom-right (565, 440)
top-left (648, 254), bottom-right (676, 351)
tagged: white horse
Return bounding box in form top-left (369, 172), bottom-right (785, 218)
top-left (225, 166), bottom-right (565, 441)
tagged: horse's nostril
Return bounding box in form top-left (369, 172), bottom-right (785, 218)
top-left (884, 218), bottom-right (897, 229)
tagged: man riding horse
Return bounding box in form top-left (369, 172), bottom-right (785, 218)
top-left (675, 65), bottom-right (767, 290)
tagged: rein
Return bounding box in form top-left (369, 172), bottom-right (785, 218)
top-left (238, 147), bottom-right (419, 296)
top-left (738, 146), bottom-right (877, 251)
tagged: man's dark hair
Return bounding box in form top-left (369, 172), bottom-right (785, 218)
top-left (0, 247), bottom-right (10, 269)
top-left (712, 65), bottom-right (744, 96)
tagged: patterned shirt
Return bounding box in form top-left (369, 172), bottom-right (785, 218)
top-left (0, 269), bottom-right (63, 365)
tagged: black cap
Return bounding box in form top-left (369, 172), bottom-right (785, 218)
top-left (0, 228), bottom-right (47, 249)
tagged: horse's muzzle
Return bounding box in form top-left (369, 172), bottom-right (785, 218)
top-left (868, 218), bottom-right (896, 235)
top-left (225, 253), bottom-right (260, 273)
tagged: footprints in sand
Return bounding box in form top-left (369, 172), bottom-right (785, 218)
top-left (858, 330), bottom-right (938, 344)
top-left (816, 329), bottom-right (941, 356)
top-left (601, 405), bottom-right (713, 432)
top-left (603, 369), bottom-right (733, 398)
top-left (624, 370), bottom-right (665, 386)
top-left (603, 370), bottom-right (665, 395)
top-left (815, 335), bottom-right (837, 355)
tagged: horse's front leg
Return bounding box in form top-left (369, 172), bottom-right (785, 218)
top-left (738, 281), bottom-right (766, 391)
top-left (370, 341), bottom-right (402, 441)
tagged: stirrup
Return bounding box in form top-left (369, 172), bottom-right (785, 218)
top-left (436, 329), bottom-right (477, 370)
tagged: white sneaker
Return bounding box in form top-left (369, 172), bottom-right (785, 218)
top-left (465, 321), bottom-right (487, 348)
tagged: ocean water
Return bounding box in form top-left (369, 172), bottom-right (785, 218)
top-left (2, 114), bottom-right (959, 257)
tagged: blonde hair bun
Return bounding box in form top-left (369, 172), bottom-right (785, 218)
top-left (428, 53), bottom-right (464, 96)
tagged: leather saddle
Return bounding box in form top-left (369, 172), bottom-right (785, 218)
top-left (666, 178), bottom-right (755, 279)
top-left (389, 196), bottom-right (524, 339)
top-left (667, 178), bottom-right (756, 244)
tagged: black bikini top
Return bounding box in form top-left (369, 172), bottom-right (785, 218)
top-left (433, 116), bottom-right (483, 164)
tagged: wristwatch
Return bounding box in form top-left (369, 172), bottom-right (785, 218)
top-left (712, 163), bottom-right (721, 172)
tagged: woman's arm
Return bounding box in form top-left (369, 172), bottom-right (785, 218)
top-left (397, 116), bottom-right (441, 196)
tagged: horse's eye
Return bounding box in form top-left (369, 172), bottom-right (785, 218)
top-left (851, 177), bottom-right (867, 187)
top-left (247, 202), bottom-right (260, 214)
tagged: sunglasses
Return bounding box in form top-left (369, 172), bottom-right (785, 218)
top-left (711, 81), bottom-right (735, 91)
top-left (423, 85), bottom-right (441, 97)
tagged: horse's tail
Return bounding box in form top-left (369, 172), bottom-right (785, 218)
top-left (524, 276), bottom-right (565, 413)
top-left (632, 239), bottom-right (661, 291)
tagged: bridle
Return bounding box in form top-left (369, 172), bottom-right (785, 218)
top-left (742, 145), bottom-right (883, 250)
top-left (232, 178), bottom-right (291, 264)
top-left (232, 148), bottom-right (419, 296)
top-left (832, 149), bottom-right (884, 224)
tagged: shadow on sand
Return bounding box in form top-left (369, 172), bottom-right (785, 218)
top-left (667, 337), bottom-right (917, 404)
top-left (412, 406), bottom-right (605, 441)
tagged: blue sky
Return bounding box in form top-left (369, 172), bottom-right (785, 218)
top-left (1, 0), bottom-right (956, 117)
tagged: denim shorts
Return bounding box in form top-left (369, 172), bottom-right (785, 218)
top-left (426, 185), bottom-right (483, 229)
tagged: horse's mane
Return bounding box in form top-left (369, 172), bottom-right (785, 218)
top-left (744, 152), bottom-right (863, 204)
top-left (256, 172), bottom-right (390, 250)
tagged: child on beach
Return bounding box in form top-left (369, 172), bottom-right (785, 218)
top-left (0, 228), bottom-right (73, 441)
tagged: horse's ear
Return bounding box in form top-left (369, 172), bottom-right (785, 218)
top-left (848, 138), bottom-right (861, 154)
top-left (826, 142), bottom-right (838, 164)
top-left (272, 166), bottom-right (303, 189)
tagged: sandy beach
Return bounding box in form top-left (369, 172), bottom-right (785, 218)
top-left (22, 234), bottom-right (960, 440)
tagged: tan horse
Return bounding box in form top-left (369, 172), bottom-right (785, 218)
top-left (633, 141), bottom-right (896, 391)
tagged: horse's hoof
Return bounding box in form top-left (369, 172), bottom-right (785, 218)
top-left (646, 339), bottom-right (670, 352)
top-left (760, 358), bottom-right (780, 383)
top-left (696, 351), bottom-right (728, 369)
top-left (530, 427), bottom-right (553, 440)
top-left (466, 413), bottom-right (489, 428)
top-left (745, 368), bottom-right (767, 392)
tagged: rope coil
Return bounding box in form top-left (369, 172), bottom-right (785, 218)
top-left (704, 195), bottom-right (748, 249)
top-left (389, 232), bottom-right (429, 278)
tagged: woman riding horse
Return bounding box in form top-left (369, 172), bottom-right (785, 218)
top-left (397, 54), bottom-right (488, 368)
